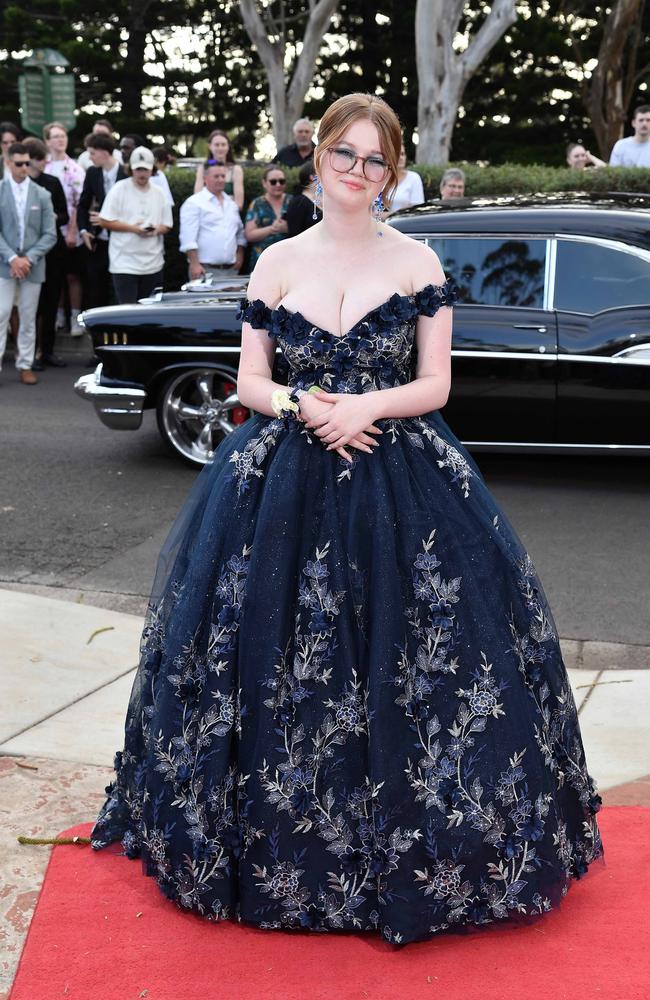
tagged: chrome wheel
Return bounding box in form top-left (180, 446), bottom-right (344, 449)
top-left (157, 368), bottom-right (245, 465)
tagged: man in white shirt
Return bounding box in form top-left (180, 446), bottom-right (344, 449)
top-left (97, 146), bottom-right (172, 303)
top-left (0, 143), bottom-right (56, 383)
top-left (609, 105), bottom-right (650, 167)
top-left (179, 163), bottom-right (246, 280)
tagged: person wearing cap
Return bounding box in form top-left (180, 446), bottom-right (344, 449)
top-left (179, 161), bottom-right (246, 280)
top-left (96, 146), bottom-right (172, 304)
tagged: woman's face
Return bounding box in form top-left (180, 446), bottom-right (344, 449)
top-left (47, 127), bottom-right (68, 156)
top-left (263, 169), bottom-right (286, 196)
top-left (398, 146), bottom-right (407, 170)
top-left (1, 131), bottom-right (19, 157)
top-left (319, 119), bottom-right (388, 213)
top-left (209, 134), bottom-right (230, 162)
top-left (567, 144), bottom-right (588, 169)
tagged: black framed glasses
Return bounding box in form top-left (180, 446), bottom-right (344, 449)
top-left (328, 147), bottom-right (388, 183)
top-left (268, 177), bottom-right (286, 186)
top-left (13, 160), bottom-right (30, 167)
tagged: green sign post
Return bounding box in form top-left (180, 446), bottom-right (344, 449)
top-left (18, 48), bottom-right (76, 135)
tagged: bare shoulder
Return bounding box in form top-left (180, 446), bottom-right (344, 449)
top-left (383, 227), bottom-right (446, 289)
top-left (245, 241), bottom-right (292, 306)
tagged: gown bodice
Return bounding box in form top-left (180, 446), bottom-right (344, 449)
top-left (238, 281), bottom-right (458, 394)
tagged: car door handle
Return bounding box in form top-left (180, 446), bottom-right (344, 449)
top-left (512, 324), bottom-right (548, 333)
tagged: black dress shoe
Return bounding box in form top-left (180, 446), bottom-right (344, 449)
top-left (43, 354), bottom-right (68, 368)
top-left (31, 360), bottom-right (45, 372)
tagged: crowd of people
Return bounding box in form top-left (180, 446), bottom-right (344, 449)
top-left (1, 103), bottom-right (649, 384)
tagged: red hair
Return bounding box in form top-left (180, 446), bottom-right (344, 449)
top-left (314, 93), bottom-right (402, 202)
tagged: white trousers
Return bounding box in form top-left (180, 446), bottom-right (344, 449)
top-left (0, 277), bottom-right (42, 371)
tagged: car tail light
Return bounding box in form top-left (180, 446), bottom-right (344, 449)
top-left (224, 381), bottom-right (249, 424)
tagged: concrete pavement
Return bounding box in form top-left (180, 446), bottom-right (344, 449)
top-left (1, 587), bottom-right (649, 996)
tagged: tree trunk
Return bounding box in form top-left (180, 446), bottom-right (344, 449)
top-left (415, 0), bottom-right (518, 165)
top-left (581, 0), bottom-right (646, 159)
top-left (238, 0), bottom-right (341, 148)
top-left (121, 0), bottom-right (155, 122)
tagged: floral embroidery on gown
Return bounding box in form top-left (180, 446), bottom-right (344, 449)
top-left (92, 281), bottom-right (603, 944)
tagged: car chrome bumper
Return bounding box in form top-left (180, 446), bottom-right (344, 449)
top-left (74, 364), bottom-right (145, 430)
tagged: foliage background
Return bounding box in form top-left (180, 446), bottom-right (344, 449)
top-left (1, 1), bottom-right (649, 164)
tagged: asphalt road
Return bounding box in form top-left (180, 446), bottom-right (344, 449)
top-left (1, 359), bottom-right (648, 644)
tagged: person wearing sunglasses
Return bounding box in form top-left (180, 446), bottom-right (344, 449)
top-left (0, 143), bottom-right (56, 383)
top-left (244, 164), bottom-right (291, 269)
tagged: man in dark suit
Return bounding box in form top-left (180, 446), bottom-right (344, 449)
top-left (24, 137), bottom-right (69, 368)
top-left (78, 133), bottom-right (126, 310)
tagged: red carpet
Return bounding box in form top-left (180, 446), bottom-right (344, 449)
top-left (10, 807), bottom-right (648, 1000)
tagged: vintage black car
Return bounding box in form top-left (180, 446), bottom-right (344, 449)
top-left (75, 193), bottom-right (650, 465)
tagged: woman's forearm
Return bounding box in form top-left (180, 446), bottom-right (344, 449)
top-left (237, 373), bottom-right (293, 417)
top-left (366, 374), bottom-right (451, 421)
top-left (245, 223), bottom-right (272, 242)
top-left (233, 167), bottom-right (245, 210)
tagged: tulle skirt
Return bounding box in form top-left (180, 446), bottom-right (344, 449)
top-left (92, 410), bottom-right (603, 944)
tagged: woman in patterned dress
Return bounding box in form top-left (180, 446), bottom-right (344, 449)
top-left (93, 93), bottom-right (603, 945)
top-left (244, 164), bottom-right (291, 269)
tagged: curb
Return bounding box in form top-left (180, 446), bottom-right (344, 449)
top-left (2, 582), bottom-right (648, 672)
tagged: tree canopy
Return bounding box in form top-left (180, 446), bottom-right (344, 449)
top-left (0, 0), bottom-right (648, 163)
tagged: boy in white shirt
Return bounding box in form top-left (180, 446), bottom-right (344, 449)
top-left (609, 105), bottom-right (650, 168)
top-left (97, 146), bottom-right (172, 303)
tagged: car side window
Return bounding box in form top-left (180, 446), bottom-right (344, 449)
top-left (554, 240), bottom-right (650, 313)
top-left (426, 237), bottom-right (547, 308)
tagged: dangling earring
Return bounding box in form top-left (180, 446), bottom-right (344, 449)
top-left (313, 180), bottom-right (323, 220)
top-left (372, 192), bottom-right (385, 235)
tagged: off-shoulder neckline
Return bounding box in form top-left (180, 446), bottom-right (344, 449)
top-left (242, 281), bottom-right (454, 341)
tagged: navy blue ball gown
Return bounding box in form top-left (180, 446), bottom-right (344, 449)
top-left (92, 282), bottom-right (603, 945)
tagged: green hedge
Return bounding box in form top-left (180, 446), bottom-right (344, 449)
top-left (411, 163), bottom-right (650, 197)
top-left (162, 164), bottom-right (650, 290)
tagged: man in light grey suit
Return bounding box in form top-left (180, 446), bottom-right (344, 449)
top-left (0, 142), bottom-right (56, 383)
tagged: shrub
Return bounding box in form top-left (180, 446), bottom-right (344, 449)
top-left (413, 163), bottom-right (650, 198)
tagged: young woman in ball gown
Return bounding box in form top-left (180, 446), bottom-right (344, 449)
top-left (93, 93), bottom-right (603, 945)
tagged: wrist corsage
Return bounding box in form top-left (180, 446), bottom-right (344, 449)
top-left (270, 385), bottom-right (323, 420)
top-left (271, 389), bottom-right (300, 419)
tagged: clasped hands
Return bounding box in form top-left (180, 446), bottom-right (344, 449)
top-left (297, 389), bottom-right (382, 463)
top-left (10, 256), bottom-right (31, 279)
